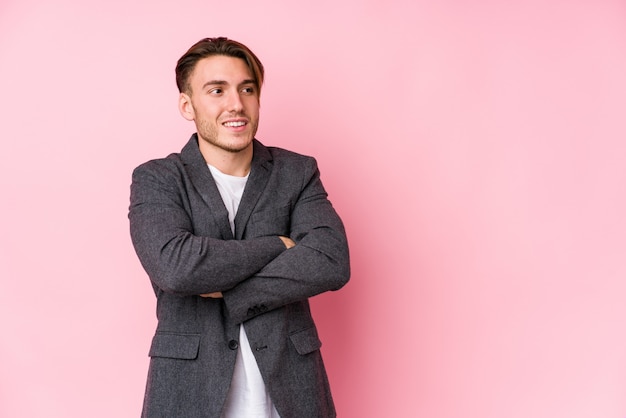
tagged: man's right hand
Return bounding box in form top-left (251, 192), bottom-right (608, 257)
top-left (279, 236), bottom-right (295, 249)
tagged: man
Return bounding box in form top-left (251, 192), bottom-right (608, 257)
top-left (129, 37), bottom-right (350, 418)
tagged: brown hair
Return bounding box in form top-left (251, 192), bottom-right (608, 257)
top-left (175, 37), bottom-right (265, 96)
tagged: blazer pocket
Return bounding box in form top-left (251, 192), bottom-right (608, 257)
top-left (289, 326), bottom-right (322, 355)
top-left (148, 332), bottom-right (201, 360)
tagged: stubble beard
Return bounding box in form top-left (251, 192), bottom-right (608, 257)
top-left (197, 116), bottom-right (258, 154)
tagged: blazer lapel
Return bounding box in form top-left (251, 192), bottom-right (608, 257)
top-left (180, 134), bottom-right (234, 240)
top-left (234, 140), bottom-right (273, 240)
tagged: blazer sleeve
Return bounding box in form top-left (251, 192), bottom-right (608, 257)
top-left (222, 157), bottom-right (350, 324)
top-left (128, 159), bottom-right (287, 296)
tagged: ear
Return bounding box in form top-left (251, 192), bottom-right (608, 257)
top-left (178, 92), bottom-right (195, 121)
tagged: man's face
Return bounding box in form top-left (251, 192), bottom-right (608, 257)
top-left (180, 55), bottom-right (260, 154)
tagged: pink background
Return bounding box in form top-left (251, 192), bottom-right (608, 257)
top-left (1, 1), bottom-right (626, 417)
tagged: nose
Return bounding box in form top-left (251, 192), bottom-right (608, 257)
top-left (227, 91), bottom-right (244, 112)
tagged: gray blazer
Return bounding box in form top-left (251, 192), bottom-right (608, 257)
top-left (129, 135), bottom-right (350, 417)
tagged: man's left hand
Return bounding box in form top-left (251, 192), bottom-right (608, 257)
top-left (199, 292), bottom-right (223, 298)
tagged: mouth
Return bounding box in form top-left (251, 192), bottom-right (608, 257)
top-left (222, 119), bottom-right (247, 128)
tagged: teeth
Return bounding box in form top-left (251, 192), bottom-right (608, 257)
top-left (224, 121), bottom-right (246, 127)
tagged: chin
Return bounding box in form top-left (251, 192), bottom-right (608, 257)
top-left (222, 138), bottom-right (253, 153)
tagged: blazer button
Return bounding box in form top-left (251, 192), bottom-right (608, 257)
top-left (228, 340), bottom-right (239, 350)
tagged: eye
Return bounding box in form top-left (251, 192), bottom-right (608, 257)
top-left (209, 88), bottom-right (223, 95)
top-left (241, 86), bottom-right (255, 95)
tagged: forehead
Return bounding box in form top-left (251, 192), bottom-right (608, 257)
top-left (189, 55), bottom-right (254, 87)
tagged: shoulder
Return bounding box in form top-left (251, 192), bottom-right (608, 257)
top-left (133, 151), bottom-right (183, 173)
top-left (252, 142), bottom-right (322, 189)
top-left (268, 146), bottom-right (313, 162)
top-left (131, 152), bottom-right (186, 185)
top-left (257, 142), bottom-right (319, 173)
top-left (132, 134), bottom-right (203, 181)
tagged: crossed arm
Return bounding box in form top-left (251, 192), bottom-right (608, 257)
top-left (129, 156), bottom-right (349, 323)
top-left (200, 236), bottom-right (295, 298)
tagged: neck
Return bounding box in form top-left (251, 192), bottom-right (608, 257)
top-left (199, 140), bottom-right (253, 177)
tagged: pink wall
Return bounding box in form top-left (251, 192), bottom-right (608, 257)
top-left (1, 0), bottom-right (626, 416)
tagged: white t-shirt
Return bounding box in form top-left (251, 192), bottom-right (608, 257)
top-left (208, 164), bottom-right (281, 418)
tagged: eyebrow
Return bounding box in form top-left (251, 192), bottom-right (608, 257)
top-left (202, 79), bottom-right (257, 90)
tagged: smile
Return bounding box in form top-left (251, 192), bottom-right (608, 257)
top-left (223, 121), bottom-right (247, 127)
